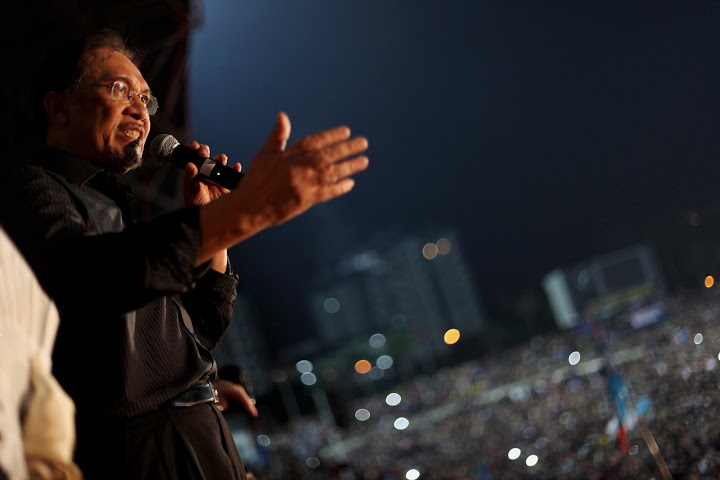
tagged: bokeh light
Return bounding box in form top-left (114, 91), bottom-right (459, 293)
top-left (355, 360), bottom-right (372, 374)
top-left (323, 297), bottom-right (340, 313)
top-left (526, 455), bottom-right (538, 467)
top-left (422, 243), bottom-right (438, 260)
top-left (694, 333), bottom-right (703, 345)
top-left (394, 417), bottom-right (410, 430)
top-left (295, 360), bottom-right (313, 374)
top-left (271, 369), bottom-right (287, 383)
top-left (355, 408), bottom-right (370, 421)
top-left (508, 448), bottom-right (521, 460)
top-left (436, 238), bottom-right (452, 255)
top-left (377, 355), bottom-right (394, 369)
top-left (444, 328), bottom-right (460, 345)
top-left (300, 372), bottom-right (317, 386)
top-left (257, 435), bottom-right (270, 447)
top-left (306, 457), bottom-right (320, 468)
top-left (706, 276), bottom-right (714, 288)
top-left (386, 393), bottom-right (402, 406)
top-left (568, 351), bottom-right (581, 365)
top-left (406, 469), bottom-right (420, 480)
top-left (369, 333), bottom-right (386, 348)
top-left (368, 366), bottom-right (385, 380)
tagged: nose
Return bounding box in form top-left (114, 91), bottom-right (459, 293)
top-left (124, 95), bottom-right (149, 120)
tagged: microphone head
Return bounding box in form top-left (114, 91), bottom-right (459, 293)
top-left (149, 134), bottom-right (180, 164)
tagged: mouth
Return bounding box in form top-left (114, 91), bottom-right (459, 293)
top-left (118, 124), bottom-right (145, 142)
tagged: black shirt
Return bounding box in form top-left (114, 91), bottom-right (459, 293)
top-left (0, 148), bottom-right (238, 417)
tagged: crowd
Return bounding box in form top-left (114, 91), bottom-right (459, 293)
top-left (252, 286), bottom-right (720, 480)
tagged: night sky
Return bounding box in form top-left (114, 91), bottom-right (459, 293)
top-left (187, 1), bottom-right (720, 351)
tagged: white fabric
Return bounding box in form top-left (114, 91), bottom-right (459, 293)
top-left (0, 228), bottom-right (79, 479)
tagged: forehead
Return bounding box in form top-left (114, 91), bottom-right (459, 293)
top-left (84, 47), bottom-right (148, 90)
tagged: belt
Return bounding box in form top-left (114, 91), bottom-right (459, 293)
top-left (167, 382), bottom-right (219, 408)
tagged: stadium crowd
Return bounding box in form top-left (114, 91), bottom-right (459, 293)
top-left (246, 286), bottom-right (720, 479)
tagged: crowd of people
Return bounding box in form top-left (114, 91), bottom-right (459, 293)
top-left (253, 286), bottom-right (720, 480)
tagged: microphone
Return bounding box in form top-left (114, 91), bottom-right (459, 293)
top-left (149, 134), bottom-right (244, 190)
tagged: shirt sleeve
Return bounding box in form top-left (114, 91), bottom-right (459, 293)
top-left (0, 164), bottom-right (207, 315)
top-left (180, 266), bottom-right (239, 350)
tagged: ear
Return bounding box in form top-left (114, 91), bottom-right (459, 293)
top-left (44, 91), bottom-right (70, 126)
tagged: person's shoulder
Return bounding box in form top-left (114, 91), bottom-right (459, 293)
top-left (0, 155), bottom-right (76, 221)
top-left (4, 159), bottom-right (64, 192)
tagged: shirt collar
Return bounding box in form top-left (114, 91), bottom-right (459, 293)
top-left (40, 147), bottom-right (134, 196)
top-left (41, 147), bottom-right (105, 186)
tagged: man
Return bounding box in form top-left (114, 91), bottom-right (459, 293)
top-left (1, 29), bottom-right (368, 479)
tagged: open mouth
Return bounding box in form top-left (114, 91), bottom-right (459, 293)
top-left (118, 122), bottom-right (145, 142)
top-left (119, 129), bottom-right (142, 140)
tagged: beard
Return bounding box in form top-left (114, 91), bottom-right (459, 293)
top-left (101, 139), bottom-right (144, 174)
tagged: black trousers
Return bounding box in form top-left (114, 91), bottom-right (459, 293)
top-left (75, 403), bottom-right (246, 480)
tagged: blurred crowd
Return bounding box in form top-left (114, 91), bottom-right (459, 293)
top-left (249, 287), bottom-right (720, 479)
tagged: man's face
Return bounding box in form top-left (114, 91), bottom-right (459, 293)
top-left (65, 47), bottom-right (152, 174)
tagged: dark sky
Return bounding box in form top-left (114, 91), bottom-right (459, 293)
top-left (187, 1), bottom-right (720, 350)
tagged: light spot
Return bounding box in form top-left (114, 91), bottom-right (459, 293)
top-left (368, 366), bottom-right (385, 380)
top-left (355, 408), bottom-right (371, 421)
top-left (436, 238), bottom-right (452, 255)
top-left (300, 372), bottom-right (317, 386)
top-left (568, 351), bottom-right (581, 365)
top-left (406, 469), bottom-right (421, 480)
top-left (323, 297), bottom-right (340, 313)
top-left (377, 355), bottom-right (394, 370)
top-left (295, 360), bottom-right (313, 374)
top-left (444, 329), bottom-right (460, 345)
top-left (369, 333), bottom-right (386, 348)
top-left (422, 243), bottom-right (438, 260)
top-left (394, 417), bottom-right (410, 430)
top-left (508, 448), bottom-right (521, 460)
top-left (355, 360), bottom-right (372, 374)
top-left (386, 393), bottom-right (402, 406)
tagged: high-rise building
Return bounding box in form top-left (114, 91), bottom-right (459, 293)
top-left (309, 230), bottom-right (486, 370)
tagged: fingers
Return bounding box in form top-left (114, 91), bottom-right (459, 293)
top-left (318, 155), bottom-right (369, 184)
top-left (317, 178), bottom-right (356, 203)
top-left (307, 136), bottom-right (369, 168)
top-left (187, 141), bottom-right (208, 158)
top-left (184, 162), bottom-right (198, 179)
top-left (213, 379), bottom-right (258, 417)
top-left (259, 111), bottom-right (291, 153)
top-left (288, 125), bottom-right (353, 154)
top-left (187, 141), bottom-right (230, 165)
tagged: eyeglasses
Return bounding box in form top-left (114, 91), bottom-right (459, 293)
top-left (71, 80), bottom-right (158, 115)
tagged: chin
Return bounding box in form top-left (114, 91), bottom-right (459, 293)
top-left (103, 141), bottom-right (144, 174)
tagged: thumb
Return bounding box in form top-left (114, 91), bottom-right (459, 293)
top-left (259, 111), bottom-right (291, 153)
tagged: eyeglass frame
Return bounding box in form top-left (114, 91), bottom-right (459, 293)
top-left (68, 80), bottom-right (159, 115)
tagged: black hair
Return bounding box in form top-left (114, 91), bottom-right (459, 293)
top-left (33, 28), bottom-right (140, 138)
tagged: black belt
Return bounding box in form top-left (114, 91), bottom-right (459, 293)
top-left (167, 382), bottom-right (219, 408)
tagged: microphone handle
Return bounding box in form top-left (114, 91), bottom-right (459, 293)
top-left (190, 157), bottom-right (244, 190)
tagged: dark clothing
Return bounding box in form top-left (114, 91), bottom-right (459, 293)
top-left (75, 403), bottom-right (245, 480)
top-left (0, 148), bottom-right (244, 478)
